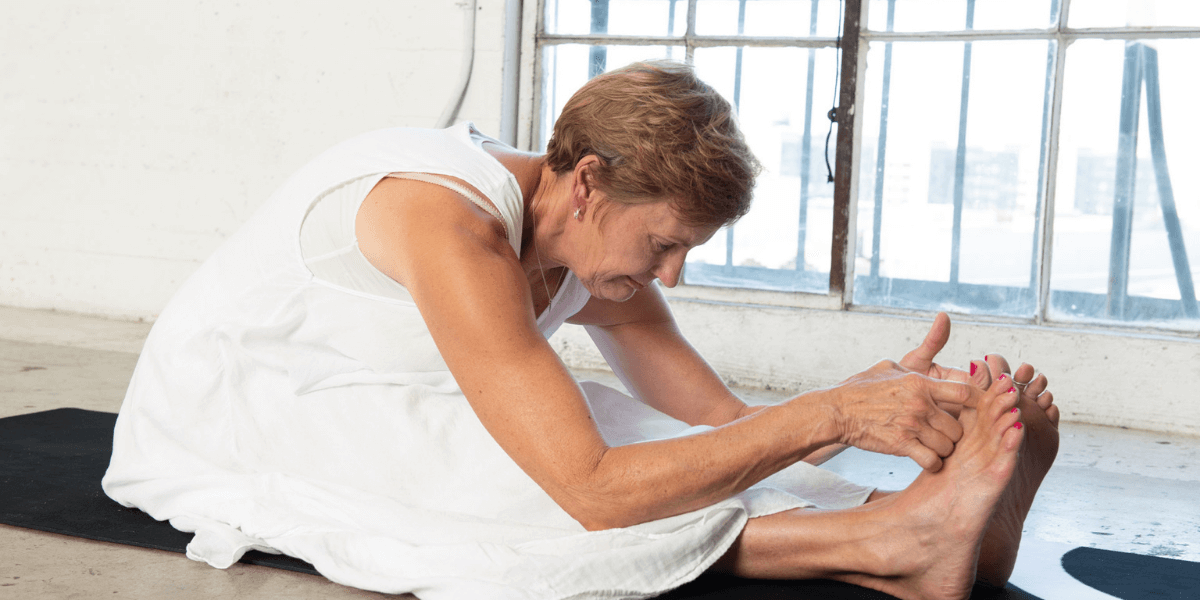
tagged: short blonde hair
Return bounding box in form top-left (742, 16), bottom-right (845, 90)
top-left (545, 60), bottom-right (760, 228)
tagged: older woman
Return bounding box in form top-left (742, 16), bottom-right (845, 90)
top-left (103, 60), bottom-right (1059, 600)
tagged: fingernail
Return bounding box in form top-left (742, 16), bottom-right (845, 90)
top-left (1014, 422), bottom-right (1023, 430)
top-left (970, 362), bottom-right (978, 376)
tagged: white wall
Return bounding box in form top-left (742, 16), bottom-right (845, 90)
top-left (0, 0), bottom-right (507, 318)
top-left (2, 2), bottom-right (1197, 435)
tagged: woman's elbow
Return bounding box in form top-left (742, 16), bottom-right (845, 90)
top-left (570, 502), bottom-right (642, 532)
top-left (555, 468), bottom-right (644, 531)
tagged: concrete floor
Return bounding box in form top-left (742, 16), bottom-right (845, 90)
top-left (1, 305), bottom-right (1198, 599)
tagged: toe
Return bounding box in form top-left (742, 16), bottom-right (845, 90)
top-left (969, 359), bottom-right (993, 389)
top-left (993, 385), bottom-right (1021, 418)
top-left (1013, 363), bottom-right (1035, 385)
top-left (1045, 403), bottom-right (1060, 426)
top-left (980, 377), bottom-right (1017, 417)
top-left (985, 355), bottom-right (1012, 381)
top-left (1002, 422), bottom-right (1025, 452)
top-left (1036, 390), bottom-right (1055, 411)
top-left (1023, 373), bottom-right (1048, 398)
top-left (995, 407), bottom-right (1021, 434)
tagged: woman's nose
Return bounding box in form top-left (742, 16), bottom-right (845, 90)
top-left (654, 252), bottom-right (685, 288)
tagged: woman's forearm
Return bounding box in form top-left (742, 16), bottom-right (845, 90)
top-left (568, 390), bottom-right (841, 530)
top-left (565, 358), bottom-right (984, 530)
top-left (735, 404), bottom-right (847, 465)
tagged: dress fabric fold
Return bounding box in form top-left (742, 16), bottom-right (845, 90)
top-left (102, 123), bottom-right (875, 599)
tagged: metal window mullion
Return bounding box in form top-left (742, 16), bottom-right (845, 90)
top-left (863, 29), bottom-right (1056, 42)
top-left (1060, 26), bottom-right (1200, 40)
top-left (1027, 0), bottom-right (1059, 304)
top-left (1034, 0), bottom-right (1072, 325)
top-left (832, 0), bottom-right (867, 304)
top-left (685, 0), bottom-right (698, 62)
top-left (868, 0), bottom-right (896, 279)
top-left (948, 0), bottom-right (977, 286)
top-left (724, 0), bottom-right (748, 272)
top-left (538, 34), bottom-right (840, 48)
top-left (526, 0), bottom-right (548, 151)
top-left (588, 0), bottom-right (610, 78)
top-left (862, 27), bottom-right (1200, 43)
top-left (796, 0), bottom-right (823, 274)
top-left (667, 0), bottom-right (679, 58)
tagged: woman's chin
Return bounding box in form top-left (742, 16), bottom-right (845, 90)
top-left (612, 289), bottom-right (638, 302)
top-left (586, 280), bottom-right (638, 302)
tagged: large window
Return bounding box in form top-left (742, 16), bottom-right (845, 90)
top-left (530, 0), bottom-right (1200, 333)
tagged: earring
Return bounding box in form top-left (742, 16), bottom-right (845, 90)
top-left (573, 208), bottom-right (582, 221)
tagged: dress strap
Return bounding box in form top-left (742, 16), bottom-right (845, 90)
top-left (388, 172), bottom-right (509, 239)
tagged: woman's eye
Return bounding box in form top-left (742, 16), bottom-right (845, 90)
top-left (654, 240), bottom-right (669, 252)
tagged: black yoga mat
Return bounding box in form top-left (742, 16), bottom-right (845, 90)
top-left (10, 407), bottom-right (1181, 600)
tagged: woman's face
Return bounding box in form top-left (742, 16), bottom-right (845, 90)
top-left (564, 198), bottom-right (719, 302)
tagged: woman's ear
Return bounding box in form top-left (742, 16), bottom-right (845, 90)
top-left (571, 155), bottom-right (604, 215)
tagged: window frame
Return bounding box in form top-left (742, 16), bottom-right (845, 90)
top-left (517, 0), bottom-right (1200, 339)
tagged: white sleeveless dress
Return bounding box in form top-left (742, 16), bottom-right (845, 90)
top-left (102, 123), bottom-right (874, 599)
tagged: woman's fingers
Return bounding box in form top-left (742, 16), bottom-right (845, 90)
top-left (924, 377), bottom-right (985, 409)
top-left (928, 408), bottom-right (964, 443)
top-left (898, 312), bottom-right (952, 374)
top-left (835, 363), bottom-right (1018, 471)
top-left (905, 440), bottom-right (945, 472)
top-left (917, 425), bottom-right (956, 459)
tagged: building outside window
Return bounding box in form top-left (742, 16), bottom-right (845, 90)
top-left (530, 0), bottom-right (1200, 334)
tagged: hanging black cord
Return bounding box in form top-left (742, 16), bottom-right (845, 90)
top-left (824, 0), bottom-right (845, 183)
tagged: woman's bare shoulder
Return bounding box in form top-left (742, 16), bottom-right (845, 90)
top-left (356, 175), bottom-right (515, 290)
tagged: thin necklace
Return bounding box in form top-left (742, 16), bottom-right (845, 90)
top-left (532, 236), bottom-right (566, 312)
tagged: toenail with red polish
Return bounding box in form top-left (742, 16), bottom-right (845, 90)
top-left (1014, 422), bottom-right (1023, 430)
top-left (1011, 408), bottom-right (1019, 413)
top-left (1009, 387), bottom-right (1016, 393)
top-left (970, 363), bottom-right (978, 376)
top-left (998, 373), bottom-right (1008, 381)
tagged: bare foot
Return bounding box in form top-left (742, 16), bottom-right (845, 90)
top-left (842, 378), bottom-right (1025, 600)
top-left (975, 365), bottom-right (1060, 586)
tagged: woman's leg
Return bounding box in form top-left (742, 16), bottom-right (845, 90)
top-left (866, 367), bottom-right (1059, 586)
top-left (975, 367), bottom-right (1059, 585)
top-left (711, 382), bottom-right (1026, 600)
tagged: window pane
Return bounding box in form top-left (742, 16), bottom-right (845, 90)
top-left (695, 0), bottom-right (842, 37)
top-left (683, 46), bottom-right (839, 294)
top-left (1069, 0), bottom-right (1200, 29)
top-left (1049, 39), bottom-right (1200, 329)
top-left (538, 45), bottom-right (681, 150)
top-left (854, 40), bottom-right (1053, 316)
top-left (544, 0), bottom-right (686, 36)
top-left (866, 0), bottom-right (1056, 32)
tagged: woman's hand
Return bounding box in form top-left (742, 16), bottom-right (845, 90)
top-left (900, 313), bottom-right (1050, 415)
top-left (827, 359), bottom-right (982, 472)
top-left (899, 312), bottom-right (976, 385)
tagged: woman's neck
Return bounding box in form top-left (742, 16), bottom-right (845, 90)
top-left (480, 141), bottom-right (566, 275)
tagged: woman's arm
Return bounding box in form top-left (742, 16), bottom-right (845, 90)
top-left (568, 284), bottom-right (750, 427)
top-left (358, 179), bottom-right (981, 531)
top-left (570, 286), bottom-right (857, 464)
